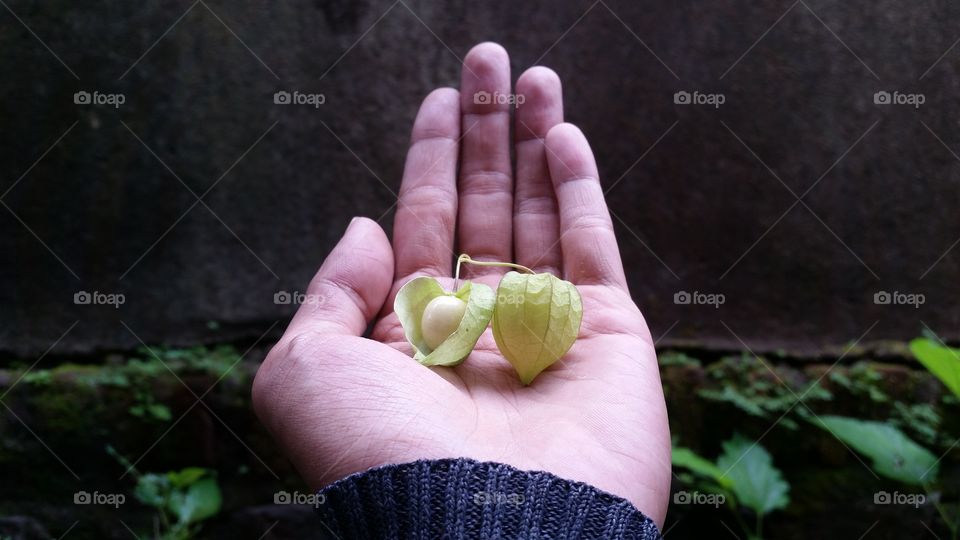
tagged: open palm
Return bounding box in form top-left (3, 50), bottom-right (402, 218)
top-left (252, 43), bottom-right (671, 526)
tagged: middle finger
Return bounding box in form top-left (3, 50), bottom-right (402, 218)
top-left (457, 42), bottom-right (513, 276)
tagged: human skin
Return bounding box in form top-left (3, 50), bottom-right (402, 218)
top-left (252, 42), bottom-right (672, 526)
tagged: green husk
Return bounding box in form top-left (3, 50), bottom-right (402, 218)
top-left (394, 277), bottom-right (495, 367)
top-left (492, 271), bottom-right (583, 384)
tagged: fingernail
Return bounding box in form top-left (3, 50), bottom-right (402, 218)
top-left (347, 216), bottom-right (361, 231)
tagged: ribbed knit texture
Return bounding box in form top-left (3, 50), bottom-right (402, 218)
top-left (316, 458), bottom-right (662, 539)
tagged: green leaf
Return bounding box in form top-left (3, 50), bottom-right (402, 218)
top-left (672, 447), bottom-right (732, 488)
top-left (134, 473), bottom-right (170, 508)
top-left (812, 415), bottom-right (938, 485)
top-left (145, 403), bottom-right (172, 421)
top-left (394, 277), bottom-right (495, 367)
top-left (715, 435), bottom-right (790, 515)
top-left (168, 477), bottom-right (222, 525)
top-left (167, 467), bottom-right (208, 488)
top-left (910, 338), bottom-right (960, 399)
top-left (492, 272), bottom-right (582, 385)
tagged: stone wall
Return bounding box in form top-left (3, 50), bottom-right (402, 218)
top-left (3, 0), bottom-right (959, 357)
top-left (0, 347), bottom-right (953, 538)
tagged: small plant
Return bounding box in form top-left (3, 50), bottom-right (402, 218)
top-left (911, 337), bottom-right (960, 399)
top-left (658, 351), bottom-right (701, 367)
top-left (812, 415), bottom-right (958, 539)
top-left (812, 415), bottom-right (937, 484)
top-left (828, 363), bottom-right (889, 403)
top-left (108, 446), bottom-right (222, 540)
top-left (673, 435), bottom-right (790, 540)
top-left (909, 336), bottom-right (960, 538)
top-left (698, 354), bottom-right (831, 430)
top-left (128, 389), bottom-right (173, 421)
top-left (891, 401), bottom-right (941, 447)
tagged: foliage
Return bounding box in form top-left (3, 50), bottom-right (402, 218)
top-left (715, 435), bottom-right (791, 516)
top-left (811, 415), bottom-right (938, 485)
top-left (108, 447), bottom-right (222, 540)
top-left (672, 447), bottom-right (729, 487)
top-left (891, 401), bottom-right (941, 447)
top-left (659, 351), bottom-right (701, 367)
top-left (132, 345), bottom-right (243, 377)
top-left (909, 336), bottom-right (960, 539)
top-left (698, 354), bottom-right (831, 430)
top-left (15, 345), bottom-right (244, 423)
top-left (828, 363), bottom-right (889, 403)
top-left (673, 435), bottom-right (789, 539)
top-left (128, 389), bottom-right (173, 422)
top-left (911, 337), bottom-right (960, 399)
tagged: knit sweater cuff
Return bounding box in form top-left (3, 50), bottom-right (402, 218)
top-left (315, 458), bottom-right (662, 539)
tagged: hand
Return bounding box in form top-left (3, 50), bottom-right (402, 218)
top-left (252, 42), bottom-right (671, 526)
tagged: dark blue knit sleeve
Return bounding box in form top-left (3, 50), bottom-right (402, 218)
top-left (314, 458), bottom-right (662, 539)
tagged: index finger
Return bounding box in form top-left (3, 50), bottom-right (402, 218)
top-left (544, 123), bottom-right (628, 290)
top-left (393, 88), bottom-right (461, 279)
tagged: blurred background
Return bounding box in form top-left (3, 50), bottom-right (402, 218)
top-left (2, 0), bottom-right (959, 538)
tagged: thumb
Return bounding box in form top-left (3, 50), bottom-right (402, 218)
top-left (288, 217), bottom-right (394, 336)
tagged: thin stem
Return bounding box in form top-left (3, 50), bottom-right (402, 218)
top-left (923, 483), bottom-right (958, 539)
top-left (936, 499), bottom-right (959, 539)
top-left (454, 253), bottom-right (535, 288)
top-left (728, 500), bottom-right (751, 538)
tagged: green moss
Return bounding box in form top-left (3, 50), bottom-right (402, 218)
top-left (696, 353), bottom-right (833, 430)
top-left (21, 369), bottom-right (53, 386)
top-left (31, 378), bottom-right (107, 434)
top-left (829, 363), bottom-right (889, 403)
top-left (4, 345), bottom-right (247, 427)
top-left (659, 351), bottom-right (702, 367)
top-left (891, 401), bottom-right (941, 446)
top-left (132, 345), bottom-right (242, 376)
